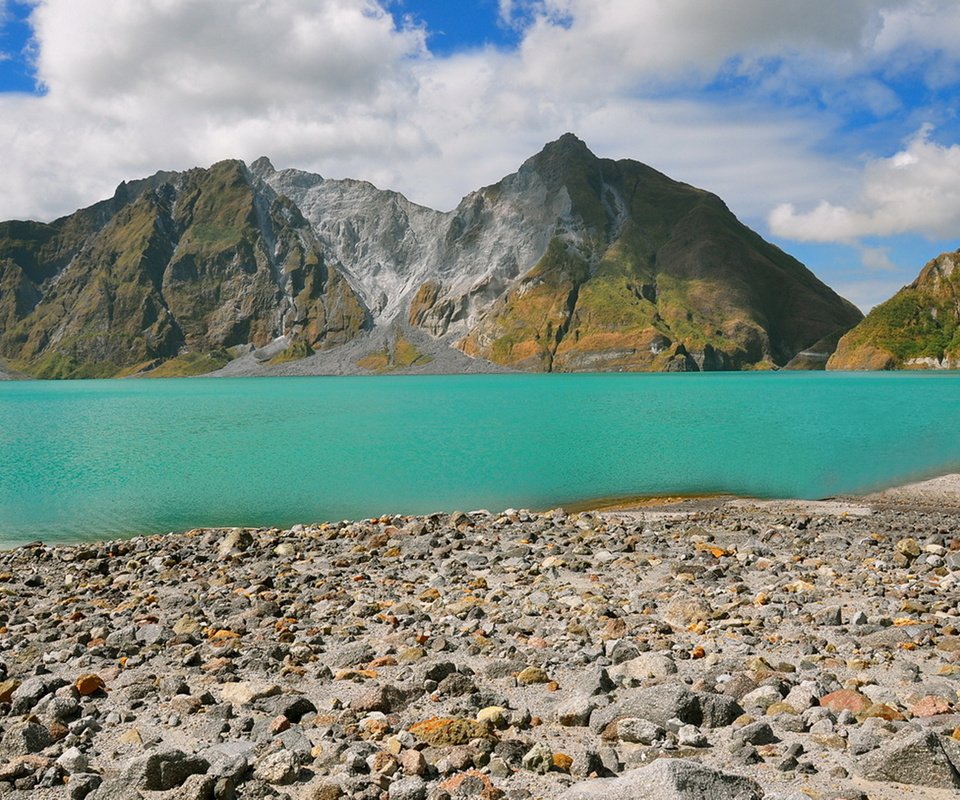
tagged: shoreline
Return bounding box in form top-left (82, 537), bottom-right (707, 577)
top-left (8, 473), bottom-right (960, 553)
top-left (0, 479), bottom-right (959, 797)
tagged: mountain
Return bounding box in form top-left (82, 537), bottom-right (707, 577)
top-left (0, 135), bottom-right (863, 377)
top-left (828, 249), bottom-right (960, 370)
top-left (0, 161), bottom-right (368, 378)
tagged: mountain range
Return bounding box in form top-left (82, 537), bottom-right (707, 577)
top-left (0, 134), bottom-right (879, 378)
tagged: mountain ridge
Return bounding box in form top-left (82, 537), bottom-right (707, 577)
top-left (828, 249), bottom-right (960, 370)
top-left (0, 134), bottom-right (864, 377)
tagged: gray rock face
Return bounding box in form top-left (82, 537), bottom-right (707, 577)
top-left (858, 730), bottom-right (960, 789)
top-left (590, 686), bottom-right (743, 732)
top-left (556, 758), bottom-right (763, 800)
top-left (123, 748), bottom-right (210, 791)
top-left (261, 154), bottom-right (564, 338)
top-left (0, 722), bottom-right (51, 756)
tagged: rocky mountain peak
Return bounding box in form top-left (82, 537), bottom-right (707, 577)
top-left (250, 156), bottom-right (276, 180)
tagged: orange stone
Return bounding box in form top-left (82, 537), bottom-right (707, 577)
top-left (74, 673), bottom-right (105, 696)
top-left (910, 695), bottom-right (952, 718)
top-left (819, 689), bottom-right (869, 714)
top-left (552, 753), bottom-right (573, 773)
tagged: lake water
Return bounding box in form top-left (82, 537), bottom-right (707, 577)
top-left (1, 372), bottom-right (959, 547)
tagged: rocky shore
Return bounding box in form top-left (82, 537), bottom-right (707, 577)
top-left (1, 480), bottom-right (960, 799)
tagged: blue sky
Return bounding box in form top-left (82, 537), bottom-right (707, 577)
top-left (2, 0), bottom-right (960, 310)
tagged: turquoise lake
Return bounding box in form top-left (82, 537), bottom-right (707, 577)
top-left (1, 372), bottom-right (959, 547)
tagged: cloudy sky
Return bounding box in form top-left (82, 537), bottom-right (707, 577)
top-left (2, 0), bottom-right (960, 309)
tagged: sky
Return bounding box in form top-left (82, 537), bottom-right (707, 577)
top-left (1, 2), bottom-right (960, 310)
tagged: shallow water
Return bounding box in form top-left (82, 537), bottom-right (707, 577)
top-left (1, 372), bottom-right (959, 546)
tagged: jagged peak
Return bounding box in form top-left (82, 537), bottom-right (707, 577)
top-left (533, 132), bottom-right (596, 162)
top-left (250, 156), bottom-right (276, 179)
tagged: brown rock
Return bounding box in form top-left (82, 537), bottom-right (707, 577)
top-left (552, 753), bottom-right (574, 773)
top-left (910, 696), bottom-right (953, 718)
top-left (408, 717), bottom-right (494, 747)
top-left (400, 748), bottom-right (428, 776)
top-left (74, 674), bottom-right (105, 697)
top-left (0, 680), bottom-right (20, 705)
top-left (516, 667), bottom-right (550, 685)
top-left (820, 689), bottom-right (870, 714)
top-left (859, 703), bottom-right (904, 722)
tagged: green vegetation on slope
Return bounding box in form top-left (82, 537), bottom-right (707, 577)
top-left (829, 251), bottom-right (960, 369)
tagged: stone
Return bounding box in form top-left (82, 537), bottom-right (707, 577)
top-left (740, 685), bottom-right (782, 710)
top-left (123, 748), bottom-right (210, 791)
top-left (0, 679), bottom-right (20, 704)
top-left (556, 758), bottom-right (763, 800)
top-left (910, 695), bottom-right (952, 718)
top-left (663, 598), bottom-right (711, 628)
top-left (10, 677), bottom-right (64, 715)
top-left (555, 695), bottom-right (596, 727)
top-left (676, 724), bottom-right (708, 747)
top-left (74, 673), bottom-right (105, 697)
top-left (67, 772), bottom-right (101, 800)
top-left (254, 749), bottom-right (300, 785)
top-left (218, 528), bottom-right (254, 558)
top-left (56, 747), bottom-right (89, 774)
top-left (590, 686), bottom-right (742, 732)
top-left (820, 689), bottom-right (870, 714)
top-left (408, 718), bottom-right (493, 747)
top-left (734, 721), bottom-right (778, 746)
top-left (476, 706), bottom-right (507, 728)
top-left (607, 653), bottom-right (677, 685)
top-left (858, 730), bottom-right (960, 789)
top-left (352, 684), bottom-right (408, 713)
top-left (400, 749), bottom-right (428, 776)
top-left (303, 783), bottom-right (344, 800)
top-left (617, 718), bottom-right (666, 745)
top-left (895, 537), bottom-right (922, 559)
top-left (220, 681), bottom-right (280, 707)
top-left (0, 722), bottom-right (51, 756)
top-left (517, 666), bottom-right (550, 685)
top-left (168, 774), bottom-right (216, 800)
top-left (553, 753), bottom-right (574, 773)
top-left (389, 775), bottom-right (427, 800)
top-left (0, 755), bottom-right (51, 782)
top-left (521, 743), bottom-right (553, 774)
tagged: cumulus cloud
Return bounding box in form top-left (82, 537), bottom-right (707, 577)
top-left (769, 126), bottom-right (960, 242)
top-left (511, 0), bottom-right (887, 93)
top-left (0, 0), bottom-right (959, 249)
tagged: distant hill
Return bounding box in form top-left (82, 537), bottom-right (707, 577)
top-left (829, 249), bottom-right (960, 370)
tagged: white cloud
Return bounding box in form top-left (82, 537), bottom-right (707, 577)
top-left (0, 0), bottom-right (862, 223)
top-left (860, 245), bottom-right (897, 271)
top-left (769, 126), bottom-right (960, 242)
top-left (0, 0), bottom-right (958, 257)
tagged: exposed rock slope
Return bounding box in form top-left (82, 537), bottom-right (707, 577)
top-left (829, 249), bottom-right (960, 370)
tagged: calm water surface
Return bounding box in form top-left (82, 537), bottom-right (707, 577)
top-left (1, 372), bottom-right (959, 546)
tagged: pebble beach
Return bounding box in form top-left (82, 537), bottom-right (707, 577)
top-left (1, 477), bottom-right (960, 799)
